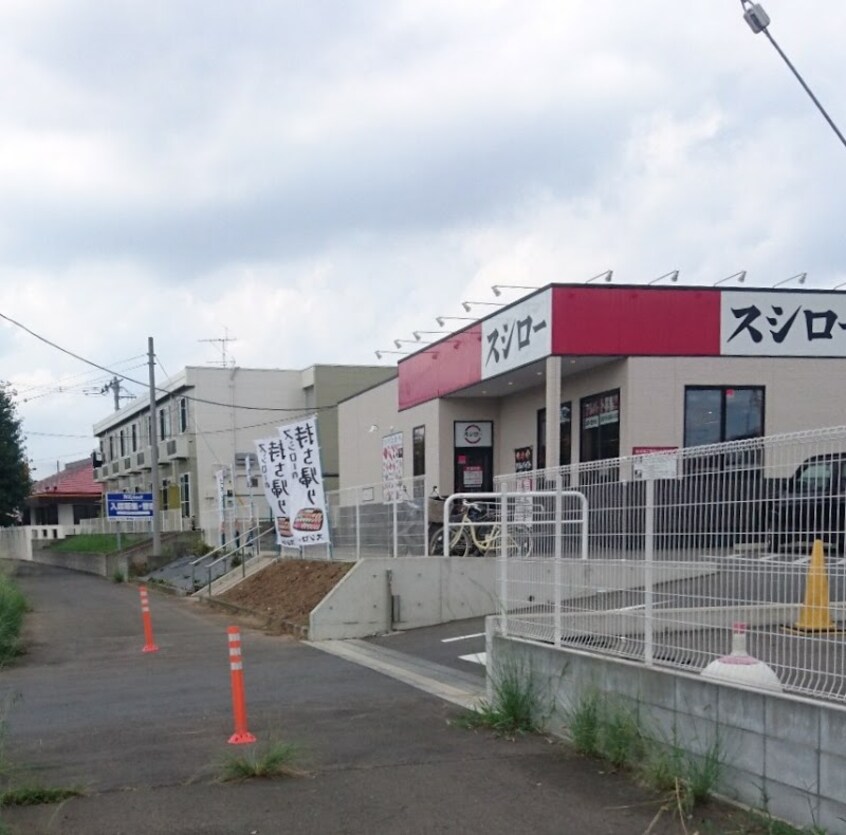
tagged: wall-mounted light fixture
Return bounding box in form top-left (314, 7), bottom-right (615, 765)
top-left (713, 270), bottom-right (747, 286)
top-left (491, 284), bottom-right (539, 297)
top-left (584, 269), bottom-right (614, 284)
top-left (461, 300), bottom-right (505, 312)
top-left (772, 272), bottom-right (807, 288)
top-left (647, 270), bottom-right (680, 285)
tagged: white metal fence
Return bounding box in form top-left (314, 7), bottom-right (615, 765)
top-left (493, 425), bottom-right (846, 704)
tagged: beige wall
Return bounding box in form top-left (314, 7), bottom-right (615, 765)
top-left (627, 357), bottom-right (846, 453)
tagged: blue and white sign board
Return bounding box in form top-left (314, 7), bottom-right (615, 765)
top-left (106, 492), bottom-right (154, 519)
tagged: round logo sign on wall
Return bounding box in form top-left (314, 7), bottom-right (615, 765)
top-left (464, 424), bottom-right (482, 445)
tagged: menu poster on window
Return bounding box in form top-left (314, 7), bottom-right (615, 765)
top-left (583, 393), bottom-right (620, 429)
top-left (463, 465), bottom-right (484, 489)
top-left (514, 447), bottom-right (533, 474)
top-left (382, 432), bottom-right (404, 503)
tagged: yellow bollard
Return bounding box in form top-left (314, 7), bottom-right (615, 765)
top-left (791, 539), bottom-right (836, 633)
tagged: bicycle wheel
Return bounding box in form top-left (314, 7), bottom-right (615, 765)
top-left (507, 525), bottom-right (533, 557)
top-left (429, 525), bottom-right (470, 557)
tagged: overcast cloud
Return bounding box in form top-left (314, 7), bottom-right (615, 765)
top-left (1, 0), bottom-right (845, 477)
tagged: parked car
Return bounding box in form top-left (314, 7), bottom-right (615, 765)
top-left (767, 453), bottom-right (846, 555)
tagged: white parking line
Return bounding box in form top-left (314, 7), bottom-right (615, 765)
top-left (459, 652), bottom-right (487, 666)
top-left (441, 632), bottom-right (485, 643)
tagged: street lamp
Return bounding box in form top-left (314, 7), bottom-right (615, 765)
top-left (713, 270), bottom-right (747, 286)
top-left (647, 270), bottom-right (680, 285)
top-left (740, 1), bottom-right (846, 152)
top-left (491, 284), bottom-right (539, 297)
top-left (461, 301), bottom-right (504, 312)
top-left (585, 269), bottom-right (614, 284)
top-left (772, 272), bottom-right (807, 288)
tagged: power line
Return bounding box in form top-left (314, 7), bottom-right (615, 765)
top-left (0, 310), bottom-right (336, 413)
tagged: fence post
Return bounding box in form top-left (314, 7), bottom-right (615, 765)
top-left (355, 491), bottom-right (361, 560)
top-left (644, 476), bottom-right (655, 667)
top-left (499, 482), bottom-right (508, 637)
top-left (392, 496), bottom-right (398, 558)
top-left (554, 473), bottom-right (563, 648)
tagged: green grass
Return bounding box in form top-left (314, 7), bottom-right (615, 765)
top-left (218, 741), bottom-right (304, 782)
top-left (0, 786), bottom-right (83, 807)
top-left (48, 534), bottom-right (145, 554)
top-left (0, 573), bottom-right (26, 665)
top-left (456, 657), bottom-right (541, 737)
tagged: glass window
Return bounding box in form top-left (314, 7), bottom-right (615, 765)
top-left (412, 426), bottom-right (425, 477)
top-left (131, 423), bottom-right (138, 453)
top-left (158, 406), bottom-right (171, 440)
top-left (180, 473), bottom-right (191, 518)
top-left (179, 398), bottom-right (188, 433)
top-left (108, 436), bottom-right (114, 461)
top-left (536, 402), bottom-right (573, 469)
top-left (580, 390), bottom-right (620, 463)
top-left (119, 429), bottom-right (125, 457)
top-left (684, 387), bottom-right (765, 447)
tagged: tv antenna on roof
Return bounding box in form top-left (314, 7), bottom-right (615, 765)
top-left (199, 328), bottom-right (237, 368)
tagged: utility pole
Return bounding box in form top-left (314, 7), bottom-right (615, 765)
top-left (148, 337), bottom-right (162, 557)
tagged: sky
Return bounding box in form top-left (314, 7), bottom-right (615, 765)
top-left (1, 0), bottom-right (845, 479)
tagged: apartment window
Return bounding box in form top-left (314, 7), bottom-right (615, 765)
top-left (108, 435), bottom-right (114, 461)
top-left (146, 415), bottom-right (152, 445)
top-left (131, 423), bottom-right (138, 453)
top-left (412, 426), bottom-right (425, 477)
top-left (536, 403), bottom-right (572, 470)
top-left (179, 473), bottom-right (191, 518)
top-left (179, 397), bottom-right (188, 433)
top-left (158, 405), bottom-right (171, 441)
top-left (119, 429), bottom-right (126, 457)
top-left (684, 387), bottom-right (765, 447)
top-left (580, 390), bottom-right (620, 463)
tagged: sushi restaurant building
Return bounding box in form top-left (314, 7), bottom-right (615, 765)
top-left (338, 284), bottom-right (846, 494)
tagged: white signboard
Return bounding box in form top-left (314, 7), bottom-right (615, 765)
top-left (721, 291), bottom-right (846, 357)
top-left (255, 437), bottom-right (295, 548)
top-left (278, 416), bottom-right (331, 547)
top-left (481, 289), bottom-right (552, 379)
top-left (634, 452), bottom-right (678, 481)
top-left (381, 432), bottom-right (404, 503)
top-left (454, 421), bottom-right (493, 448)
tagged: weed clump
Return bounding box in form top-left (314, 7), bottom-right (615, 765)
top-left (218, 741), bottom-right (304, 782)
top-left (456, 656), bottom-right (542, 737)
top-left (0, 572), bottom-right (26, 664)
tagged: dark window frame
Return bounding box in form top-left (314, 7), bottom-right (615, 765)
top-left (412, 425), bottom-right (425, 477)
top-left (536, 402), bottom-right (573, 470)
top-left (683, 385), bottom-right (766, 448)
top-left (579, 388), bottom-right (621, 464)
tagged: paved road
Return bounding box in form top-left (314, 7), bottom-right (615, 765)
top-left (0, 563), bottom-right (715, 834)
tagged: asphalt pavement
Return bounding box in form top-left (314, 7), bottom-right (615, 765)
top-left (0, 562), bottom-right (715, 834)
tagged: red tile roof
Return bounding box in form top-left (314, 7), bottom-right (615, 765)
top-left (31, 459), bottom-right (102, 498)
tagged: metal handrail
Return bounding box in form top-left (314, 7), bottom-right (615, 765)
top-left (193, 522), bottom-right (276, 596)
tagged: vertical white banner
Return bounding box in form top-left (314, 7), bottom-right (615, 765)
top-left (278, 416), bottom-right (331, 546)
top-left (381, 432), bottom-right (404, 502)
top-left (254, 437), bottom-right (295, 548)
top-left (214, 468), bottom-right (226, 535)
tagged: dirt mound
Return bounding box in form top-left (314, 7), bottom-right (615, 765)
top-left (218, 559), bottom-right (353, 629)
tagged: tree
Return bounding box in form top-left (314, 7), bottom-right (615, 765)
top-left (0, 384), bottom-right (30, 527)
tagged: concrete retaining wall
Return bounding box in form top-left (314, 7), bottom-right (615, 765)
top-left (0, 528), bottom-right (32, 561)
top-left (309, 557), bottom-right (497, 640)
top-left (308, 558), bottom-right (719, 641)
top-left (489, 629), bottom-right (846, 832)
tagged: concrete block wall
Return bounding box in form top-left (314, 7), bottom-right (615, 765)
top-left (490, 631), bottom-right (846, 832)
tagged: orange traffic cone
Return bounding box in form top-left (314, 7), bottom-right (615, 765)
top-left (791, 539), bottom-right (836, 633)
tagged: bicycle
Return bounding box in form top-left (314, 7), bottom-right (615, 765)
top-left (428, 495), bottom-right (533, 557)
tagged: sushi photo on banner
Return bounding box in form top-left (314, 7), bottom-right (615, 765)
top-left (254, 436), bottom-right (295, 548)
top-left (277, 415), bottom-right (331, 546)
